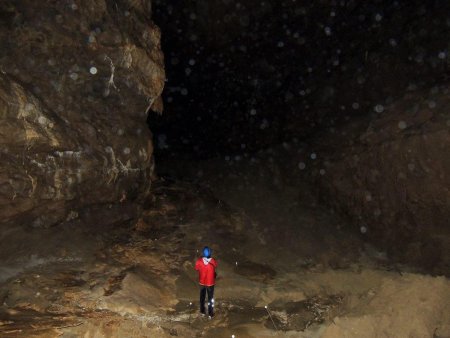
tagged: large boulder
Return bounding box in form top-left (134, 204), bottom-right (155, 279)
top-left (0, 0), bottom-right (164, 228)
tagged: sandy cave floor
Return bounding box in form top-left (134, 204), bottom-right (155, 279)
top-left (0, 179), bottom-right (449, 338)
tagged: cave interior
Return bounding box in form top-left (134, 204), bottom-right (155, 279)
top-left (0, 0), bottom-right (449, 337)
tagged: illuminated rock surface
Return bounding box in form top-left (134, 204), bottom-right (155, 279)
top-left (0, 0), bottom-right (164, 228)
top-left (0, 182), bottom-right (448, 337)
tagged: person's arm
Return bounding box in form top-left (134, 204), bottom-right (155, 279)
top-left (212, 259), bottom-right (218, 279)
top-left (195, 258), bottom-right (200, 271)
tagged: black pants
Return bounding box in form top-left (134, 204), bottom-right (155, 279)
top-left (199, 285), bottom-right (215, 316)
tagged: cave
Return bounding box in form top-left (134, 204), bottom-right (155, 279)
top-left (0, 0), bottom-right (449, 337)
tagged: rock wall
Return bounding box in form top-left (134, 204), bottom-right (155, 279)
top-left (309, 87), bottom-right (450, 272)
top-left (0, 0), bottom-right (164, 228)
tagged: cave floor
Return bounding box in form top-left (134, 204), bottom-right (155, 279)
top-left (0, 180), bottom-right (449, 337)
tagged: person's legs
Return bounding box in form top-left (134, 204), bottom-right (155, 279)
top-left (199, 286), bottom-right (206, 314)
top-left (206, 286), bottom-right (215, 316)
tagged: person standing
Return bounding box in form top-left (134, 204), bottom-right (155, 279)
top-left (195, 246), bottom-right (217, 318)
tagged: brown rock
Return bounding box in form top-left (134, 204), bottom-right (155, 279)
top-left (0, 0), bottom-right (164, 228)
top-left (311, 89), bottom-right (450, 273)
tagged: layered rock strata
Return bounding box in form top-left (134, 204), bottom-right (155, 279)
top-left (0, 0), bottom-right (164, 228)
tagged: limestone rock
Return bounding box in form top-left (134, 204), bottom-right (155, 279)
top-left (0, 0), bottom-right (165, 228)
top-left (310, 89), bottom-right (450, 272)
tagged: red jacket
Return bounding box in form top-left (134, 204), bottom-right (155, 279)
top-left (195, 257), bottom-right (217, 286)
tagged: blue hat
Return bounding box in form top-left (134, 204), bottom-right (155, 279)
top-left (202, 246), bottom-right (211, 258)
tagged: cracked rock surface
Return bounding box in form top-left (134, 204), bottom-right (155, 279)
top-left (0, 0), bottom-right (164, 229)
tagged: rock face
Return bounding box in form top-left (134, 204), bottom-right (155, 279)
top-left (0, 0), bottom-right (164, 228)
top-left (310, 88), bottom-right (450, 272)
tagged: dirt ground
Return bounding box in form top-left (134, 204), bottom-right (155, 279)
top-left (0, 178), bottom-right (449, 337)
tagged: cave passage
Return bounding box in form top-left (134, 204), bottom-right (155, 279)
top-left (0, 0), bottom-right (449, 337)
top-left (149, 0), bottom-right (450, 273)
